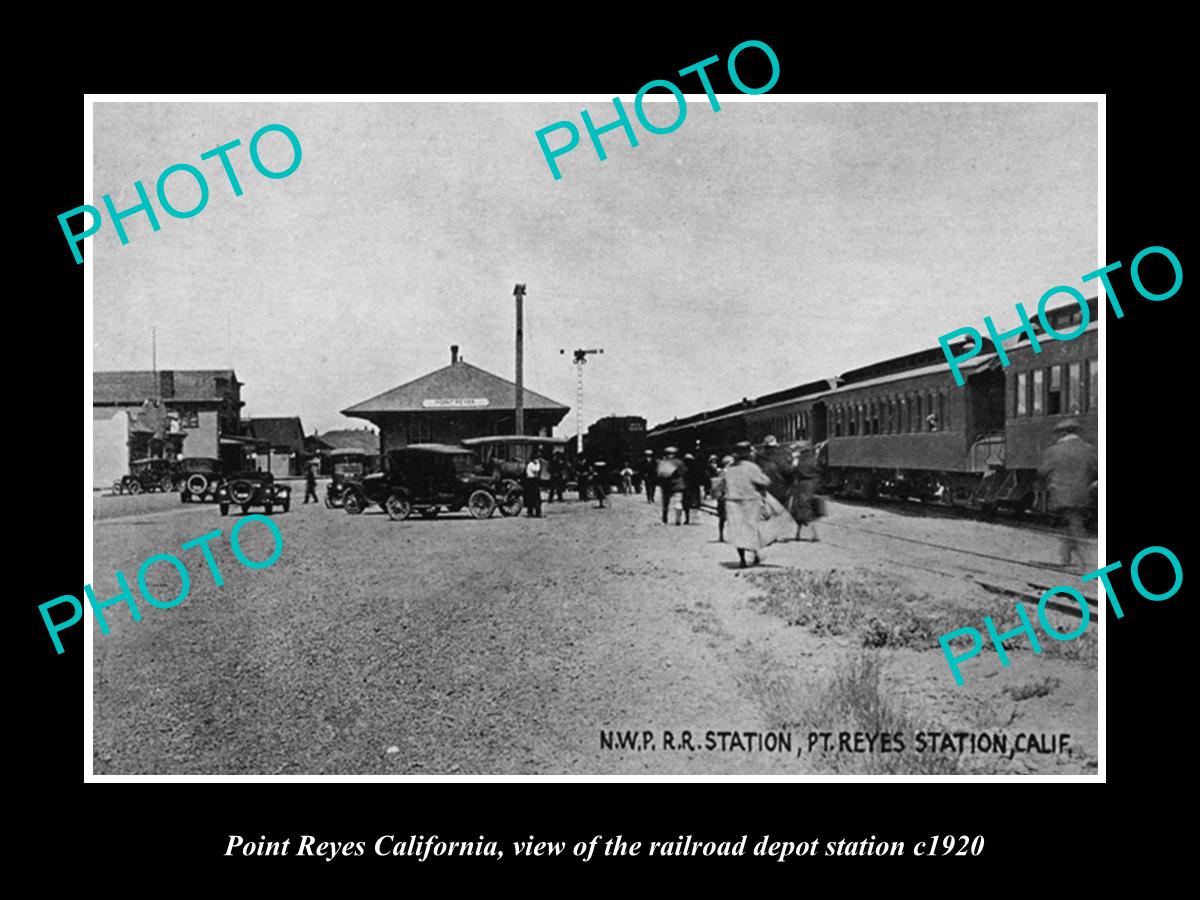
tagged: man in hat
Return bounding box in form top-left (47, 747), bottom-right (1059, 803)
top-left (641, 449), bottom-right (657, 504)
top-left (1038, 419), bottom-right (1097, 567)
top-left (522, 452), bottom-right (544, 518)
top-left (657, 446), bottom-right (688, 525)
top-left (547, 449), bottom-right (566, 502)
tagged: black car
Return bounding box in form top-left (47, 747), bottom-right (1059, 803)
top-left (215, 470), bottom-right (291, 516)
top-left (341, 444), bottom-right (519, 520)
top-left (116, 457), bottom-right (176, 495)
top-left (177, 457), bottom-right (222, 503)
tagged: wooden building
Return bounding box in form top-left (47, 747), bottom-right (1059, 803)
top-left (341, 346), bottom-right (569, 453)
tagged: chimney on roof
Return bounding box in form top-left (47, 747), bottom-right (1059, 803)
top-left (451, 345), bottom-right (459, 364)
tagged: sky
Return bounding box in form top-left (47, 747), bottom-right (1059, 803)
top-left (92, 100), bottom-right (1098, 437)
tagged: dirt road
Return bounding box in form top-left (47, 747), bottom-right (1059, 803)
top-left (91, 489), bottom-right (1098, 775)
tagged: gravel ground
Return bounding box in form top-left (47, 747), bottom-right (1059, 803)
top-left (91, 489), bottom-right (1098, 775)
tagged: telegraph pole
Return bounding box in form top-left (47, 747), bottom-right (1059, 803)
top-left (560, 347), bottom-right (603, 454)
top-left (513, 284), bottom-right (526, 436)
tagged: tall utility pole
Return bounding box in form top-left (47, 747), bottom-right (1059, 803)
top-left (513, 284), bottom-right (526, 436)
top-left (560, 347), bottom-right (603, 454)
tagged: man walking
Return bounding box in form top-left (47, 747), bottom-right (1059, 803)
top-left (303, 460), bottom-right (319, 504)
top-left (1038, 419), bottom-right (1097, 567)
top-left (657, 446), bottom-right (688, 526)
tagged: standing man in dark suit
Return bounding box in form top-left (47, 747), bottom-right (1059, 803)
top-left (547, 450), bottom-right (566, 503)
top-left (1038, 419), bottom-right (1097, 567)
top-left (641, 449), bottom-right (657, 504)
top-left (303, 460), bottom-right (319, 504)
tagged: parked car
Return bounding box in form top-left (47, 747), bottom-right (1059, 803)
top-left (116, 457), bottom-right (177, 495)
top-left (460, 435), bottom-right (575, 502)
top-left (341, 444), bottom-right (520, 520)
top-left (324, 448), bottom-right (378, 508)
top-left (177, 457), bottom-right (223, 503)
top-left (215, 471), bottom-right (291, 516)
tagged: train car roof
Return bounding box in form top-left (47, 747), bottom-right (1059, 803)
top-left (815, 354), bottom-right (999, 398)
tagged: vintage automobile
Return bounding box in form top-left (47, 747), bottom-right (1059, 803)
top-left (115, 457), bottom-right (177, 495)
top-left (215, 470), bottom-right (291, 516)
top-left (177, 457), bottom-right (223, 503)
top-left (324, 448), bottom-right (378, 509)
top-left (460, 435), bottom-right (574, 512)
top-left (341, 444), bottom-right (518, 520)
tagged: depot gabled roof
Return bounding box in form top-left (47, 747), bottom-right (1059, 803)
top-left (342, 359), bottom-right (568, 416)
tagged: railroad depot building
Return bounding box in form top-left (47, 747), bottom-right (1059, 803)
top-left (341, 346), bottom-right (569, 452)
top-left (93, 369), bottom-right (247, 487)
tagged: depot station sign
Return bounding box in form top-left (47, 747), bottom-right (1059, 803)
top-left (421, 398), bottom-right (490, 409)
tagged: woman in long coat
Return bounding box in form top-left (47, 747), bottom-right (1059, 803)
top-left (722, 443), bottom-right (773, 567)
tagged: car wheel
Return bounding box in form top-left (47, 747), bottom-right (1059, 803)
top-left (187, 474), bottom-right (209, 497)
top-left (344, 490), bottom-right (365, 515)
top-left (265, 503), bottom-right (274, 515)
top-left (385, 494), bottom-right (412, 521)
top-left (468, 490), bottom-right (496, 520)
top-left (112, 480), bottom-right (124, 495)
top-left (499, 488), bottom-right (522, 517)
top-left (128, 480), bottom-right (143, 495)
top-left (324, 493), bottom-right (334, 509)
top-left (229, 480), bottom-right (255, 505)
top-left (159, 475), bottom-right (174, 493)
top-left (281, 501), bottom-right (290, 513)
top-left (219, 503), bottom-right (229, 516)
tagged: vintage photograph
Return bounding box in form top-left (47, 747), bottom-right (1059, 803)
top-left (89, 98), bottom-right (1099, 775)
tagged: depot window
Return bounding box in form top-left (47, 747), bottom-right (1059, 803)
top-left (1067, 362), bottom-right (1082, 414)
top-left (1048, 365), bottom-right (1063, 415)
top-left (1032, 369), bottom-right (1045, 415)
top-left (1087, 358), bottom-right (1098, 412)
top-left (1016, 372), bottom-right (1028, 417)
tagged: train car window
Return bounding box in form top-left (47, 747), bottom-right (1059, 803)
top-left (915, 394), bottom-right (923, 428)
top-left (1068, 362), bottom-right (1082, 414)
top-left (939, 392), bottom-right (947, 431)
top-left (872, 402), bottom-right (880, 435)
top-left (1032, 369), bottom-right (1045, 415)
top-left (1016, 372), bottom-right (1028, 417)
top-left (1088, 359), bottom-right (1098, 412)
top-left (1048, 366), bottom-right (1063, 415)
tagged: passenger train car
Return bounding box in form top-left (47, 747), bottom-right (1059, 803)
top-left (647, 299), bottom-right (1098, 515)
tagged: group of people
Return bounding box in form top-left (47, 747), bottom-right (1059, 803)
top-left (711, 436), bottom-right (823, 568)
top-left (642, 437), bottom-right (824, 567)
top-left (642, 447), bottom-right (709, 525)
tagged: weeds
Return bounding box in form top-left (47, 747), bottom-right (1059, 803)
top-left (747, 568), bottom-right (1097, 666)
top-left (788, 652), bottom-right (972, 775)
top-left (1002, 676), bottom-right (1060, 701)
